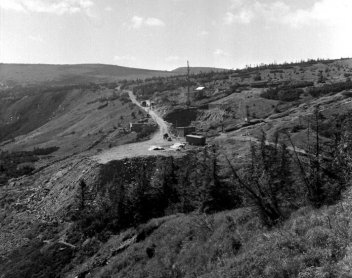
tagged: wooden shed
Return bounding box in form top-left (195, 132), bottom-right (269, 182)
top-left (186, 135), bottom-right (206, 146)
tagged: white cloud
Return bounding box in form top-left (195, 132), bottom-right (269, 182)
top-left (131, 16), bottom-right (144, 29)
top-left (255, 1), bottom-right (291, 25)
top-left (114, 55), bottom-right (136, 62)
top-left (145, 17), bottom-right (165, 27)
top-left (0, 0), bottom-right (26, 12)
top-left (225, 1), bottom-right (288, 25)
top-left (224, 10), bottom-right (253, 25)
top-left (214, 49), bottom-right (229, 57)
top-left (283, 0), bottom-right (352, 27)
top-left (283, 0), bottom-right (352, 57)
top-left (226, 0), bottom-right (352, 28)
top-left (225, 0), bottom-right (352, 57)
top-left (127, 15), bottom-right (165, 29)
top-left (0, 0), bottom-right (94, 15)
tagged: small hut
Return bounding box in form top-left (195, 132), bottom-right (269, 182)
top-left (186, 135), bottom-right (206, 146)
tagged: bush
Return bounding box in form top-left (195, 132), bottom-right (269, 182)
top-left (0, 150), bottom-right (39, 185)
top-left (308, 80), bottom-right (352, 97)
top-left (225, 133), bottom-right (296, 226)
top-left (32, 146), bottom-right (59, 155)
top-left (261, 87), bottom-right (304, 101)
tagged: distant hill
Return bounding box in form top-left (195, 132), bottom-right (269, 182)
top-left (172, 67), bottom-right (228, 75)
top-left (0, 63), bottom-right (173, 86)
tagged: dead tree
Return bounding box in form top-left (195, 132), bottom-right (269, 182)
top-left (79, 179), bottom-right (87, 211)
top-left (224, 133), bottom-right (293, 226)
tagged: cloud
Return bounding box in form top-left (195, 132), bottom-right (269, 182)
top-left (0, 0), bottom-right (94, 15)
top-left (282, 0), bottom-right (352, 57)
top-left (226, 0), bottom-right (352, 28)
top-left (131, 15), bottom-right (144, 29)
top-left (127, 15), bottom-right (165, 29)
top-left (282, 0), bottom-right (352, 27)
top-left (214, 49), bottom-right (229, 57)
top-left (0, 0), bottom-right (26, 12)
top-left (114, 55), bottom-right (136, 62)
top-left (256, 1), bottom-right (291, 25)
top-left (225, 1), bottom-right (289, 25)
top-left (145, 17), bottom-right (165, 27)
top-left (225, 0), bottom-right (352, 57)
top-left (224, 10), bottom-right (253, 25)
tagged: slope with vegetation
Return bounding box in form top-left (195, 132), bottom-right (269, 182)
top-left (1, 58), bottom-right (352, 278)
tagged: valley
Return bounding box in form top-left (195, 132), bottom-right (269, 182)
top-left (1, 58), bottom-right (352, 277)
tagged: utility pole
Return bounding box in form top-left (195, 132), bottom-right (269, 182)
top-left (186, 60), bottom-right (190, 107)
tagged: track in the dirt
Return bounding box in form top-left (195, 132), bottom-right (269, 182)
top-left (93, 91), bottom-right (177, 164)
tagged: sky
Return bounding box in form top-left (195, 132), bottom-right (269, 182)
top-left (0, 0), bottom-right (352, 70)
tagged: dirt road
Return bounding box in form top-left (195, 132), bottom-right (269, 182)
top-left (93, 91), bottom-right (176, 164)
top-left (127, 90), bottom-right (169, 143)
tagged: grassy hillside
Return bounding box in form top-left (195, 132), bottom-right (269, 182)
top-left (1, 136), bottom-right (352, 278)
top-left (0, 63), bottom-right (172, 86)
top-left (0, 83), bottom-right (158, 186)
top-left (2, 57), bottom-right (352, 278)
top-left (172, 66), bottom-right (228, 75)
top-left (134, 57), bottom-right (352, 140)
top-left (0, 84), bottom-right (147, 153)
top-left (64, 202), bottom-right (352, 278)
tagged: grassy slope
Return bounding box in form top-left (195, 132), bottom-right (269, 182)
top-left (63, 192), bottom-right (352, 278)
top-left (141, 58), bottom-right (352, 145)
top-left (0, 86), bottom-right (149, 160)
top-left (172, 67), bottom-right (228, 75)
top-left (1, 155), bottom-right (352, 278)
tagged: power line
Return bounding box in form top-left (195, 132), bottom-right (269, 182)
top-left (187, 60), bottom-right (190, 107)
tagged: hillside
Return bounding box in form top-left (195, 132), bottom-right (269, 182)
top-left (0, 85), bottom-right (148, 151)
top-left (2, 58), bottom-right (352, 278)
top-left (172, 66), bottom-right (228, 75)
top-left (0, 63), bottom-right (172, 86)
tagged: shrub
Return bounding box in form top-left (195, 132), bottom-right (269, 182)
top-left (32, 146), bottom-right (59, 155)
top-left (308, 80), bottom-right (352, 97)
top-left (225, 133), bottom-right (295, 226)
top-left (286, 110), bottom-right (350, 207)
top-left (261, 87), bottom-right (304, 101)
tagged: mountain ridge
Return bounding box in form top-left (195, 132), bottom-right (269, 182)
top-left (0, 63), bottom-right (173, 86)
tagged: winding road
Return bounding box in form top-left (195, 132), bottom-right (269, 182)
top-left (94, 90), bottom-right (322, 164)
top-left (93, 90), bottom-right (176, 164)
